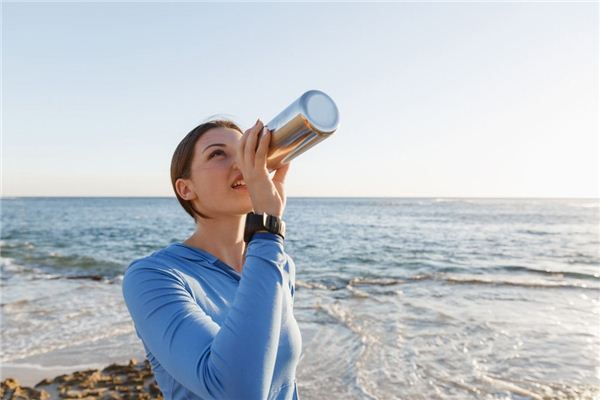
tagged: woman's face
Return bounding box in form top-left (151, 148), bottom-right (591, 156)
top-left (179, 127), bottom-right (253, 218)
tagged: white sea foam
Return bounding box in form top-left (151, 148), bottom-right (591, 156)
top-left (0, 256), bottom-right (26, 272)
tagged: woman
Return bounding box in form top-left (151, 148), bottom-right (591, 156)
top-left (122, 118), bottom-right (302, 400)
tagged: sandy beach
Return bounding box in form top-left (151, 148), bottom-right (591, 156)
top-left (0, 359), bottom-right (163, 399)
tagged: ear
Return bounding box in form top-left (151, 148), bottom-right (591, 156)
top-left (175, 178), bottom-right (197, 201)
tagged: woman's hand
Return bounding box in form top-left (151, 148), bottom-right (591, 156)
top-left (237, 119), bottom-right (291, 218)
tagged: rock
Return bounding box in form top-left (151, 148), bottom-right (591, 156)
top-left (1, 378), bottom-right (50, 400)
top-left (76, 371), bottom-right (102, 389)
top-left (63, 389), bottom-right (84, 398)
top-left (2, 359), bottom-right (163, 400)
top-left (101, 364), bottom-right (125, 374)
top-left (149, 381), bottom-right (162, 396)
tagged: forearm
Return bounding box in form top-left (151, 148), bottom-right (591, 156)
top-left (209, 233), bottom-right (286, 398)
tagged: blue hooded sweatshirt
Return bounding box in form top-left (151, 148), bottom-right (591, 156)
top-left (121, 232), bottom-right (302, 400)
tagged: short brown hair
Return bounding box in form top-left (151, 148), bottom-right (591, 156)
top-left (170, 119), bottom-right (244, 222)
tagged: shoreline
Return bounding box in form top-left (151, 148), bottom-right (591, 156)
top-left (1, 362), bottom-right (108, 388)
top-left (0, 358), bottom-right (162, 399)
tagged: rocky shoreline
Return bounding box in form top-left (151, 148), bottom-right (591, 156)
top-left (0, 358), bottom-right (163, 399)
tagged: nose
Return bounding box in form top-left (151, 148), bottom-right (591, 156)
top-left (231, 140), bottom-right (244, 172)
top-left (231, 157), bottom-right (242, 174)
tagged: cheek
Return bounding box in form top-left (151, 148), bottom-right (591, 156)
top-left (194, 168), bottom-right (230, 194)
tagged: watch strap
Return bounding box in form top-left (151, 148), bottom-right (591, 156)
top-left (244, 212), bottom-right (286, 243)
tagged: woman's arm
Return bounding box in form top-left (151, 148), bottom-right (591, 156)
top-left (122, 232), bottom-right (287, 400)
top-left (285, 253), bottom-right (296, 301)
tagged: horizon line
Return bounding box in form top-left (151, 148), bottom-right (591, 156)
top-left (1, 196), bottom-right (598, 200)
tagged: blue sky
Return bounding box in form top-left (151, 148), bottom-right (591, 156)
top-left (2, 2), bottom-right (598, 197)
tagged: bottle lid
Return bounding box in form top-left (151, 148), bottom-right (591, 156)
top-left (301, 90), bottom-right (340, 135)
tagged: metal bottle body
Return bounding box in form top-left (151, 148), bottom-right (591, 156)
top-left (263, 90), bottom-right (339, 171)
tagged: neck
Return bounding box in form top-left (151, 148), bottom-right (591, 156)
top-left (184, 214), bottom-right (247, 273)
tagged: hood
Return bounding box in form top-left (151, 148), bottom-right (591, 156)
top-left (163, 242), bottom-right (241, 281)
top-left (165, 242), bottom-right (219, 263)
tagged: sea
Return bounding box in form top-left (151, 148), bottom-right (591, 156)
top-left (1, 197), bottom-right (598, 399)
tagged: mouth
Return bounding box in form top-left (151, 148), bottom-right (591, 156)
top-left (231, 175), bottom-right (247, 190)
top-left (231, 174), bottom-right (246, 190)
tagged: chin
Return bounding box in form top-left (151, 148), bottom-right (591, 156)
top-left (224, 195), bottom-right (253, 216)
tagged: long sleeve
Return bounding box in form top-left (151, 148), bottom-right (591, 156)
top-left (121, 233), bottom-right (287, 400)
top-left (285, 253), bottom-right (296, 302)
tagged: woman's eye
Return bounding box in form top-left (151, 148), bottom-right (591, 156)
top-left (209, 150), bottom-right (225, 159)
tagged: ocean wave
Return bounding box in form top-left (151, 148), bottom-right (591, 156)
top-left (517, 229), bottom-right (558, 236)
top-left (0, 298), bottom-right (31, 311)
top-left (565, 257), bottom-right (600, 266)
top-left (1, 241), bottom-right (35, 250)
top-left (0, 257), bottom-right (28, 273)
top-left (42, 274), bottom-right (107, 282)
top-left (349, 277), bottom-right (405, 286)
top-left (1, 323), bottom-right (135, 363)
top-left (491, 264), bottom-right (600, 281)
top-left (298, 273), bottom-right (600, 293)
top-left (479, 373), bottom-right (600, 400)
top-left (439, 275), bottom-right (599, 290)
top-left (35, 252), bottom-right (122, 271)
top-left (296, 279), bottom-right (334, 290)
top-left (2, 250), bottom-right (123, 279)
top-left (567, 201), bottom-right (599, 209)
top-left (331, 255), bottom-right (378, 265)
top-left (313, 300), bottom-right (381, 399)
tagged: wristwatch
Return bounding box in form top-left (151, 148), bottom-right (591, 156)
top-left (244, 212), bottom-right (286, 243)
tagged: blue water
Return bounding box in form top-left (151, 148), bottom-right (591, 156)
top-left (1, 197), bottom-right (599, 399)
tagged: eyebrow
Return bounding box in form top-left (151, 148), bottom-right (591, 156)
top-left (203, 143), bottom-right (227, 153)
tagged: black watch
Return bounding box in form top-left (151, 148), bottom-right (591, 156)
top-left (244, 212), bottom-right (286, 243)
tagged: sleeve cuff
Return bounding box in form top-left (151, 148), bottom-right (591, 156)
top-left (250, 232), bottom-right (284, 245)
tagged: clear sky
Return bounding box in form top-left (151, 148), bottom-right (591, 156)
top-left (2, 2), bottom-right (598, 198)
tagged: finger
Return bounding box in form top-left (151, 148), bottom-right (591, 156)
top-left (238, 123), bottom-right (254, 164)
top-left (245, 121), bottom-right (263, 167)
top-left (239, 119), bottom-right (261, 166)
top-left (254, 127), bottom-right (271, 169)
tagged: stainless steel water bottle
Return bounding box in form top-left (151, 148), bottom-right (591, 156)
top-left (262, 90), bottom-right (340, 171)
